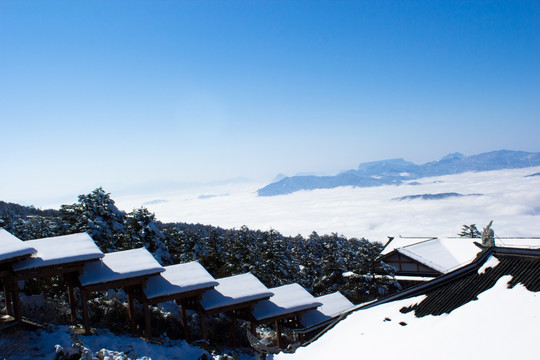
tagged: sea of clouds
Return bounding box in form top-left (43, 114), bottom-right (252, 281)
top-left (115, 166), bottom-right (540, 243)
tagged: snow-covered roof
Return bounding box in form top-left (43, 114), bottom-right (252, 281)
top-left (380, 236), bottom-right (436, 256)
top-left (12, 232), bottom-right (104, 272)
top-left (144, 261), bottom-right (219, 301)
top-left (0, 228), bottom-right (36, 263)
top-left (299, 292), bottom-right (354, 329)
top-left (79, 248), bottom-right (164, 287)
top-left (396, 237), bottom-right (482, 273)
top-left (251, 283), bottom-right (322, 322)
top-left (276, 249), bottom-right (540, 360)
top-left (199, 273), bottom-right (273, 312)
top-left (393, 275), bottom-right (436, 282)
top-left (495, 237), bottom-right (540, 249)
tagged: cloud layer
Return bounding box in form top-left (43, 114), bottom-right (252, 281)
top-left (115, 166), bottom-right (540, 242)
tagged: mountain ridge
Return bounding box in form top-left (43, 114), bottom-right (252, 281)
top-left (257, 150), bottom-right (540, 196)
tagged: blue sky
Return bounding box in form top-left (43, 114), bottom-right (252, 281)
top-left (1, 1), bottom-right (539, 205)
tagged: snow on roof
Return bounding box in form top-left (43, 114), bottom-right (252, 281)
top-left (276, 276), bottom-right (540, 360)
top-left (12, 232), bottom-right (104, 272)
top-left (393, 275), bottom-right (436, 282)
top-left (79, 248), bottom-right (164, 287)
top-left (199, 273), bottom-right (273, 312)
top-left (299, 292), bottom-right (354, 329)
top-left (251, 283), bottom-right (322, 322)
top-left (495, 237), bottom-right (540, 249)
top-left (0, 228), bottom-right (36, 263)
top-left (380, 236), bottom-right (436, 256)
top-left (396, 237), bottom-right (482, 273)
top-left (144, 261), bottom-right (219, 301)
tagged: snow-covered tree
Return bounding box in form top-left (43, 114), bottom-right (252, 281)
top-left (60, 187), bottom-right (128, 251)
top-left (459, 224), bottom-right (481, 238)
top-left (125, 207), bottom-right (172, 265)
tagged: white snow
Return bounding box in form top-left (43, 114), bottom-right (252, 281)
top-left (12, 232), bottom-right (104, 272)
top-left (276, 276), bottom-right (540, 360)
top-left (380, 236), bottom-right (437, 256)
top-left (0, 228), bottom-right (36, 263)
top-left (199, 273), bottom-right (273, 312)
top-left (495, 237), bottom-right (540, 248)
top-left (251, 283), bottom-right (322, 322)
top-left (393, 275), bottom-right (435, 282)
top-left (79, 248), bottom-right (164, 287)
top-left (299, 292), bottom-right (354, 329)
top-left (395, 237), bottom-right (483, 273)
top-left (477, 255), bottom-right (500, 275)
top-left (144, 261), bottom-right (219, 301)
top-left (0, 325), bottom-right (214, 360)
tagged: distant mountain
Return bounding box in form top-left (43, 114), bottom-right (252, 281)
top-left (392, 193), bottom-right (483, 201)
top-left (257, 150), bottom-right (540, 196)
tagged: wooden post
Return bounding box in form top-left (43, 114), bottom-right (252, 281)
top-left (67, 283), bottom-right (77, 323)
top-left (251, 320), bottom-right (257, 335)
top-left (231, 314), bottom-right (238, 348)
top-left (180, 299), bottom-right (189, 340)
top-left (81, 289), bottom-right (91, 334)
top-left (199, 311), bottom-right (207, 341)
top-left (3, 277), bottom-right (13, 316)
top-left (144, 300), bottom-right (151, 340)
top-left (127, 287), bottom-right (136, 333)
top-left (275, 320), bottom-right (283, 349)
top-left (11, 277), bottom-right (22, 322)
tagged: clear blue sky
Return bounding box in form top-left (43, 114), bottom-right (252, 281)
top-left (1, 1), bottom-right (539, 204)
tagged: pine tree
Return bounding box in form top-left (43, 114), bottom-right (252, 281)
top-left (459, 224), bottom-right (481, 238)
top-left (59, 187), bottom-right (128, 251)
top-left (126, 207), bottom-right (172, 265)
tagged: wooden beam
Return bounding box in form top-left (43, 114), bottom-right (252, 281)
top-left (2, 277), bottom-right (13, 315)
top-left (199, 311), bottom-right (207, 341)
top-left (230, 314), bottom-right (238, 348)
top-left (81, 289), bottom-right (91, 334)
top-left (67, 283), bottom-right (77, 323)
top-left (275, 320), bottom-right (283, 349)
top-left (145, 286), bottom-right (214, 306)
top-left (127, 287), bottom-right (136, 334)
top-left (250, 320), bottom-right (257, 335)
top-left (180, 299), bottom-right (189, 340)
top-left (144, 300), bottom-right (151, 341)
top-left (11, 277), bottom-right (21, 322)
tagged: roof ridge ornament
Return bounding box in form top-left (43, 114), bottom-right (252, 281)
top-left (481, 220), bottom-right (495, 247)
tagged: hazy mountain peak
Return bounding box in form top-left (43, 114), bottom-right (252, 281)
top-left (258, 150), bottom-right (540, 196)
top-left (440, 152), bottom-right (465, 161)
top-left (357, 158), bottom-right (414, 171)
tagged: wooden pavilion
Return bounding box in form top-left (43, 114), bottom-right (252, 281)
top-left (141, 261), bottom-right (219, 340)
top-left (0, 229), bottom-right (36, 322)
top-left (194, 273), bottom-right (274, 347)
top-left (296, 291), bottom-right (354, 338)
top-left (10, 232), bottom-right (104, 323)
top-left (78, 247), bottom-right (164, 335)
top-left (249, 283), bottom-right (322, 348)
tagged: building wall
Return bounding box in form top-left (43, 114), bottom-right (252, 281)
top-left (383, 252), bottom-right (440, 276)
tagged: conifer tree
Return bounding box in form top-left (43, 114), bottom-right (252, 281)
top-left (459, 224), bottom-right (481, 238)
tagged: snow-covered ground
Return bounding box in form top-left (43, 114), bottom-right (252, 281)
top-left (274, 275), bottom-right (540, 360)
top-left (114, 166), bottom-right (540, 242)
top-left (0, 325), bottom-right (253, 360)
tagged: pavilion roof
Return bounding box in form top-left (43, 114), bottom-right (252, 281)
top-left (79, 247), bottom-right (164, 287)
top-left (0, 229), bottom-right (36, 264)
top-left (199, 273), bottom-right (273, 312)
top-left (251, 283), bottom-right (322, 323)
top-left (299, 291), bottom-right (354, 329)
top-left (144, 261), bottom-right (218, 301)
top-left (12, 232), bottom-right (103, 272)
